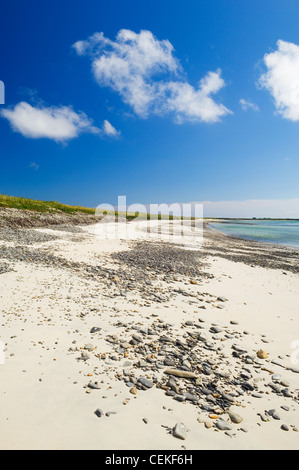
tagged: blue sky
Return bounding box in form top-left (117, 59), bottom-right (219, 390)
top-left (0, 0), bottom-right (299, 217)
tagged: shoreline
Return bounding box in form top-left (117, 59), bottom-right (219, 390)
top-left (0, 219), bottom-right (299, 450)
top-left (206, 219), bottom-right (299, 252)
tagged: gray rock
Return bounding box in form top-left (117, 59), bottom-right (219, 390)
top-left (172, 422), bottom-right (187, 440)
top-left (216, 420), bottom-right (232, 431)
top-left (185, 393), bottom-right (199, 402)
top-left (132, 334), bottom-right (143, 343)
top-left (252, 392), bottom-right (263, 398)
top-left (210, 326), bottom-right (222, 334)
top-left (94, 408), bottom-right (103, 417)
top-left (138, 377), bottom-right (154, 388)
top-left (268, 382), bottom-right (282, 393)
top-left (282, 388), bottom-right (292, 397)
top-left (90, 327), bottom-right (101, 334)
top-left (174, 393), bottom-right (186, 402)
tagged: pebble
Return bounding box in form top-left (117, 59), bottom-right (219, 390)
top-left (90, 327), bottom-right (101, 334)
top-left (94, 409), bottom-right (103, 418)
top-left (256, 350), bottom-right (269, 359)
top-left (210, 326), bottom-right (222, 334)
top-left (228, 411), bottom-right (243, 424)
top-left (216, 420), bottom-right (232, 431)
top-left (164, 369), bottom-right (197, 379)
top-left (138, 377), bottom-right (154, 388)
top-left (204, 420), bottom-right (213, 429)
top-left (172, 423), bottom-right (187, 440)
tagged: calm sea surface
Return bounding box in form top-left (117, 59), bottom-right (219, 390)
top-left (209, 219), bottom-right (299, 249)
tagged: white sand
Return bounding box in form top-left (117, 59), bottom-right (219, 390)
top-left (0, 220), bottom-right (298, 450)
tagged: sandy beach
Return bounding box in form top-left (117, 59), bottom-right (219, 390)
top-left (0, 216), bottom-right (299, 450)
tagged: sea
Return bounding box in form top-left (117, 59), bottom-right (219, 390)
top-left (209, 219), bottom-right (299, 249)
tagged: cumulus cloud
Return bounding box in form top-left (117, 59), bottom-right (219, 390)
top-left (239, 98), bottom-right (259, 112)
top-left (160, 71), bottom-right (231, 123)
top-left (73, 29), bottom-right (231, 123)
top-left (102, 119), bottom-right (120, 137)
top-left (258, 40), bottom-right (299, 121)
top-left (1, 102), bottom-right (100, 142)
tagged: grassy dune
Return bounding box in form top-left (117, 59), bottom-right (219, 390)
top-left (0, 193), bottom-right (200, 221)
top-left (0, 194), bottom-right (95, 215)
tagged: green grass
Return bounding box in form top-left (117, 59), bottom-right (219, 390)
top-left (0, 194), bottom-right (96, 215)
top-left (0, 193), bottom-right (205, 221)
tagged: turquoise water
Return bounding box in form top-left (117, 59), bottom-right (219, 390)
top-left (210, 219), bottom-right (299, 249)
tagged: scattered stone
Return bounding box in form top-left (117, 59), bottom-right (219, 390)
top-left (210, 326), bottom-right (222, 334)
top-left (228, 411), bottom-right (243, 424)
top-left (164, 369), bottom-right (197, 379)
top-left (90, 327), bottom-right (101, 334)
top-left (138, 377), bottom-right (154, 388)
top-left (172, 423), bottom-right (187, 440)
top-left (216, 420), bottom-right (232, 431)
top-left (257, 350), bottom-right (269, 359)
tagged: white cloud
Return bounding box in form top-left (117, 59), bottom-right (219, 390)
top-left (258, 40), bottom-right (299, 121)
top-left (1, 102), bottom-right (100, 142)
top-left (73, 29), bottom-right (231, 123)
top-left (239, 98), bottom-right (259, 112)
top-left (102, 119), bottom-right (120, 137)
top-left (161, 71), bottom-right (231, 123)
